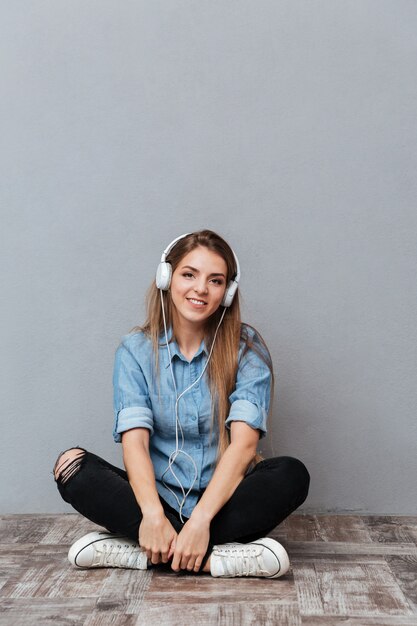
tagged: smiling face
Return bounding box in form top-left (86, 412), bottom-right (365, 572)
top-left (170, 246), bottom-right (228, 331)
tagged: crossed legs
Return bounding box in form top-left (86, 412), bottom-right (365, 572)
top-left (54, 448), bottom-right (310, 573)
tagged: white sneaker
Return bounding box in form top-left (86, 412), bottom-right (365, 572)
top-left (210, 537), bottom-right (290, 578)
top-left (68, 531), bottom-right (148, 570)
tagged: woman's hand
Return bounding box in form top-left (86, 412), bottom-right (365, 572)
top-left (139, 511), bottom-right (178, 565)
top-left (171, 515), bottom-right (210, 573)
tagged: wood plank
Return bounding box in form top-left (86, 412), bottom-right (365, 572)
top-left (137, 602), bottom-right (219, 626)
top-left (1, 561), bottom-right (54, 599)
top-left (0, 542), bottom-right (107, 599)
top-left (218, 602), bottom-right (301, 626)
top-left (0, 543), bottom-right (36, 568)
top-left (286, 541), bottom-right (417, 556)
top-left (301, 617), bottom-right (417, 625)
top-left (293, 562), bottom-right (324, 616)
top-left (144, 567), bottom-right (297, 604)
top-left (292, 554), bottom-right (388, 565)
top-left (279, 515), bottom-right (320, 542)
top-left (309, 560), bottom-right (413, 617)
top-left (0, 515), bottom-right (53, 544)
top-left (316, 515), bottom-right (373, 543)
top-left (0, 597), bottom-right (95, 626)
top-left (39, 514), bottom-right (103, 545)
top-left (139, 601), bottom-right (302, 626)
top-left (40, 564), bottom-right (110, 599)
top-left (0, 513), bottom-right (105, 547)
top-left (93, 567), bottom-right (152, 613)
top-left (281, 515), bottom-right (373, 543)
top-left (364, 516), bottom-right (417, 546)
top-left (84, 614), bottom-right (138, 626)
top-left (385, 554), bottom-right (417, 612)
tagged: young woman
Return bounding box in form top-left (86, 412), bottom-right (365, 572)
top-left (54, 230), bottom-right (310, 578)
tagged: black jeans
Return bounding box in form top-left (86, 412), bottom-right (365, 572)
top-left (54, 449), bottom-right (310, 568)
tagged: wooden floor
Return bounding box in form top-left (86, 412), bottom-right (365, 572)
top-left (1, 514), bottom-right (417, 625)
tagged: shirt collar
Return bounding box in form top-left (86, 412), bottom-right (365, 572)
top-left (161, 328), bottom-right (207, 368)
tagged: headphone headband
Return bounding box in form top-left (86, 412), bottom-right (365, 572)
top-left (160, 233), bottom-right (191, 263)
top-left (155, 233), bottom-right (240, 307)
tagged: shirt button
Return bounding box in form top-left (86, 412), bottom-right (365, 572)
top-left (191, 415), bottom-right (197, 421)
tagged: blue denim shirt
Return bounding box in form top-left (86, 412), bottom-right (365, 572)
top-left (112, 325), bottom-right (271, 518)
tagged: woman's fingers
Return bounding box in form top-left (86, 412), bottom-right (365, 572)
top-left (151, 550), bottom-right (161, 565)
top-left (172, 551), bottom-right (194, 571)
top-left (171, 551), bottom-right (181, 572)
top-left (160, 547), bottom-right (170, 563)
top-left (139, 516), bottom-right (178, 566)
top-left (167, 541), bottom-right (176, 560)
top-left (180, 554), bottom-right (190, 570)
top-left (172, 551), bottom-right (203, 572)
top-left (188, 554), bottom-right (204, 572)
top-left (151, 545), bottom-right (172, 564)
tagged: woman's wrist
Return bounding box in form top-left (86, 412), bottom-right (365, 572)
top-left (141, 504), bottom-right (165, 519)
top-left (189, 505), bottom-right (212, 525)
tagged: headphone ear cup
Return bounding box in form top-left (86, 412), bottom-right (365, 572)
top-left (156, 262), bottom-right (172, 290)
top-left (221, 280), bottom-right (238, 307)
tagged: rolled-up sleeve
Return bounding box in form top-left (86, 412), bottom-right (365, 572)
top-left (225, 342), bottom-right (272, 439)
top-left (112, 341), bottom-right (154, 442)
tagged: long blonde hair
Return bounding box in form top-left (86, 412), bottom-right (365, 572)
top-left (131, 230), bottom-right (274, 461)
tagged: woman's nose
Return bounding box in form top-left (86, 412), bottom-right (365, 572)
top-left (194, 281), bottom-right (208, 294)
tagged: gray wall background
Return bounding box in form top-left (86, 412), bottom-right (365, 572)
top-left (1, 1), bottom-right (416, 514)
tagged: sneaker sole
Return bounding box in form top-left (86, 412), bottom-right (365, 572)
top-left (250, 537), bottom-right (290, 578)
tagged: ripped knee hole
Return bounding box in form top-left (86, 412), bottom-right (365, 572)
top-left (53, 448), bottom-right (86, 484)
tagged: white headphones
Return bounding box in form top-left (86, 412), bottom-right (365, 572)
top-left (156, 232), bottom-right (241, 307)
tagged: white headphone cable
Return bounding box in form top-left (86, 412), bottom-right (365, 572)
top-left (159, 289), bottom-right (227, 522)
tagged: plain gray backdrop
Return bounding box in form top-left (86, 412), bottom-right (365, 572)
top-left (1, 1), bottom-right (416, 514)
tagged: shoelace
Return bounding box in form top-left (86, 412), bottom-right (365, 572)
top-left (96, 542), bottom-right (143, 568)
top-left (214, 545), bottom-right (269, 577)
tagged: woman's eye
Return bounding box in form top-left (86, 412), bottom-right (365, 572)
top-left (211, 279), bottom-right (224, 285)
top-left (183, 272), bottom-right (194, 278)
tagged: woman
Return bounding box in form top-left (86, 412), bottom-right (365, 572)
top-left (54, 230), bottom-right (310, 578)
